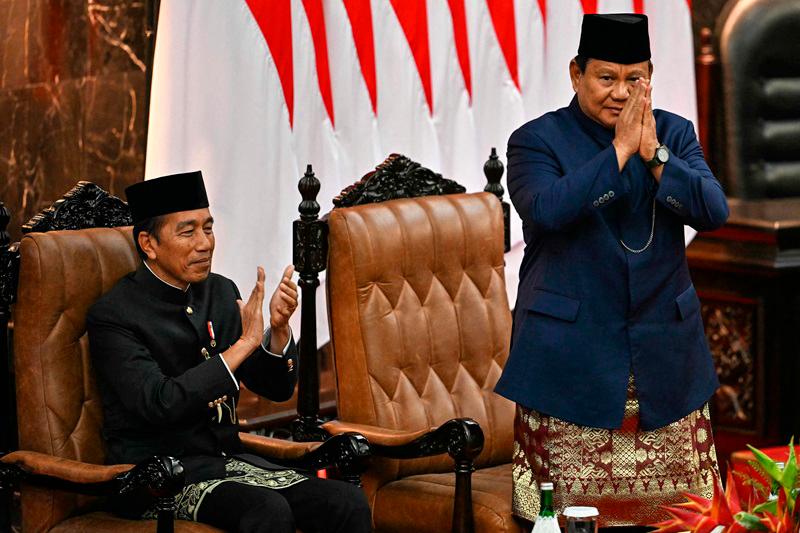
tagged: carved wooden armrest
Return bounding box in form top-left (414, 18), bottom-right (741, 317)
top-left (0, 450), bottom-right (184, 499)
top-left (323, 418), bottom-right (484, 463)
top-left (324, 418), bottom-right (484, 533)
top-left (239, 432), bottom-right (371, 484)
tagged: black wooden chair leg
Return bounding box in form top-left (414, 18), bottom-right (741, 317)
top-left (156, 496), bottom-right (175, 533)
top-left (452, 457), bottom-right (475, 533)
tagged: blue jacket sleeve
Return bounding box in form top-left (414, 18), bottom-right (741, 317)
top-left (507, 127), bottom-right (630, 233)
top-left (654, 120), bottom-right (729, 231)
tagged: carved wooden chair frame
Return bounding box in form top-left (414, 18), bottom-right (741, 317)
top-left (291, 149), bottom-right (510, 533)
top-left (0, 182), bottom-right (370, 533)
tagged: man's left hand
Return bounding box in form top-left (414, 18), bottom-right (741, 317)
top-left (268, 265), bottom-right (298, 351)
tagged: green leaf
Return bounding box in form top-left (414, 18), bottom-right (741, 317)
top-left (752, 500), bottom-right (777, 514)
top-left (779, 437), bottom-right (796, 492)
top-left (747, 444), bottom-right (784, 485)
top-left (735, 511), bottom-right (768, 531)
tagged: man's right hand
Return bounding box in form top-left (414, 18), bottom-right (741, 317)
top-left (237, 266), bottom-right (266, 350)
top-left (612, 78), bottom-right (647, 170)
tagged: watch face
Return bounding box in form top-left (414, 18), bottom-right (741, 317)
top-left (656, 146), bottom-right (669, 163)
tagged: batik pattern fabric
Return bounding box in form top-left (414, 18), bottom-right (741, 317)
top-left (142, 458), bottom-right (308, 521)
top-left (512, 379), bottom-right (719, 526)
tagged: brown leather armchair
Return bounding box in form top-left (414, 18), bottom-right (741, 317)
top-left (293, 155), bottom-right (520, 533)
top-left (0, 183), bottom-right (369, 532)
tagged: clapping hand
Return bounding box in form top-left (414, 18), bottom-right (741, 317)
top-left (266, 265), bottom-right (297, 353)
top-left (269, 265), bottom-right (297, 331)
top-left (237, 266), bottom-right (266, 350)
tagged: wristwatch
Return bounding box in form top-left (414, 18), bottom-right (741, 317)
top-left (645, 143), bottom-right (670, 168)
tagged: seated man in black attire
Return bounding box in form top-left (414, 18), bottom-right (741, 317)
top-left (87, 171), bottom-right (371, 533)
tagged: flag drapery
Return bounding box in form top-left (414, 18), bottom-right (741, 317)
top-left (146, 0), bottom-right (697, 341)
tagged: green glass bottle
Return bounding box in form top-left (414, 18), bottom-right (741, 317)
top-left (540, 481), bottom-right (556, 518)
top-left (532, 481), bottom-right (560, 533)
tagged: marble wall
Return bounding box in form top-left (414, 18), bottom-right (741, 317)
top-left (0, 0), bottom-right (148, 241)
top-left (0, 0), bottom-right (729, 242)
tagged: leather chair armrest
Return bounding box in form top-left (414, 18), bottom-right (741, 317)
top-left (324, 418), bottom-right (484, 462)
top-left (0, 451), bottom-right (184, 499)
top-left (323, 420), bottom-right (431, 446)
top-left (1, 450), bottom-right (133, 484)
top-left (239, 432), bottom-right (321, 460)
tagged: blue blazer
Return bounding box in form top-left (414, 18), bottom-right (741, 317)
top-left (494, 97), bottom-right (729, 430)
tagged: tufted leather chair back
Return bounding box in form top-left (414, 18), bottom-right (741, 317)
top-left (327, 193), bottom-right (514, 480)
top-left (720, 0), bottom-right (800, 198)
top-left (14, 226), bottom-right (139, 532)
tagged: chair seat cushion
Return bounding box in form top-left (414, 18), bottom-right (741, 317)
top-left (373, 463), bottom-right (522, 533)
top-left (50, 513), bottom-right (222, 532)
top-left (51, 511), bottom-right (307, 532)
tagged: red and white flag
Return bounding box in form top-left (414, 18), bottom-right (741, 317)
top-left (146, 0), bottom-right (697, 338)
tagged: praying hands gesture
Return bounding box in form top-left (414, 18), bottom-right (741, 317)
top-left (612, 78), bottom-right (662, 180)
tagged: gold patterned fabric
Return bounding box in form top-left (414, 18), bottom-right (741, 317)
top-left (512, 379), bottom-right (719, 526)
top-left (143, 458), bottom-right (308, 521)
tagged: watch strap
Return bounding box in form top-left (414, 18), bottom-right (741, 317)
top-left (645, 144), bottom-right (667, 168)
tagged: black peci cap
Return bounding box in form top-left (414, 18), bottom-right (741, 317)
top-left (125, 171), bottom-right (209, 224)
top-left (578, 14), bottom-right (651, 65)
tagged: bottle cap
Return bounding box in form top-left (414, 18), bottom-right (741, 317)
top-left (563, 506), bottom-right (599, 518)
top-left (540, 481), bottom-right (554, 490)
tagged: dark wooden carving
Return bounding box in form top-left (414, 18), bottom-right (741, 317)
top-left (333, 153), bottom-right (466, 208)
top-left (371, 418), bottom-right (483, 461)
top-left (118, 455), bottom-right (183, 533)
top-left (281, 432), bottom-right (371, 486)
top-left (695, 27), bottom-right (719, 177)
top-left (0, 202), bottom-right (18, 465)
top-left (371, 418), bottom-right (483, 533)
top-left (483, 147), bottom-right (511, 253)
top-left (701, 296), bottom-right (758, 431)
top-left (292, 165), bottom-right (329, 442)
top-left (22, 181), bottom-right (132, 234)
top-left (0, 454), bottom-right (184, 532)
top-left (0, 202), bottom-right (17, 531)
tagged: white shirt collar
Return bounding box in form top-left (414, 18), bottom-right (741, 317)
top-left (143, 260), bottom-right (190, 292)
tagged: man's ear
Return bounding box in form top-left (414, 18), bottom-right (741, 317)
top-left (569, 59), bottom-right (582, 92)
top-left (138, 232), bottom-right (158, 261)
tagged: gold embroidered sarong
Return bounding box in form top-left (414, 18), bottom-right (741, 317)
top-left (512, 380), bottom-right (719, 526)
top-left (143, 458), bottom-right (307, 521)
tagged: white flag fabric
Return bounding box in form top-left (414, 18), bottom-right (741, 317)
top-left (146, 0), bottom-right (697, 342)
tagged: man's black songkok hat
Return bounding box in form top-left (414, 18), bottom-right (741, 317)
top-left (125, 171), bottom-right (209, 224)
top-left (578, 14), bottom-right (651, 65)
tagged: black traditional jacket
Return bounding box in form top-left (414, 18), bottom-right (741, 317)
top-left (87, 263), bottom-right (298, 484)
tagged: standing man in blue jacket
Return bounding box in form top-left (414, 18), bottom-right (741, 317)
top-left (494, 14), bottom-right (728, 526)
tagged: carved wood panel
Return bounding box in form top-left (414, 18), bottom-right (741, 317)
top-left (700, 292), bottom-right (761, 433)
